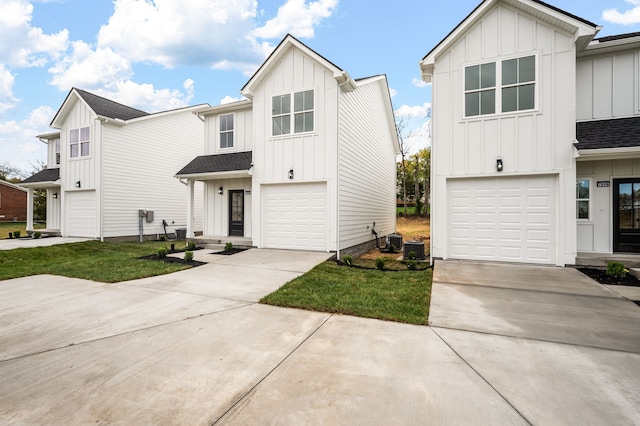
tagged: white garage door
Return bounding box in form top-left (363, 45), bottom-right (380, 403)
top-left (66, 191), bottom-right (97, 237)
top-left (447, 176), bottom-right (557, 264)
top-left (262, 183), bottom-right (327, 251)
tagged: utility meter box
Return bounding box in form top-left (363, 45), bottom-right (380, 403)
top-left (145, 211), bottom-right (154, 223)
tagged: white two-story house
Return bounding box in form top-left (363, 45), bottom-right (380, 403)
top-left (21, 88), bottom-right (206, 240)
top-left (419, 0), bottom-right (640, 266)
top-left (176, 35), bottom-right (399, 257)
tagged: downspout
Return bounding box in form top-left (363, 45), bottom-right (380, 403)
top-left (96, 117), bottom-right (106, 241)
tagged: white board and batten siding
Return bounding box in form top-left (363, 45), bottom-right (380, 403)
top-left (101, 110), bottom-right (204, 238)
top-left (338, 77), bottom-right (397, 251)
top-left (430, 3), bottom-right (578, 265)
top-left (203, 178), bottom-right (252, 237)
top-left (250, 45), bottom-right (339, 251)
top-left (205, 107), bottom-right (253, 155)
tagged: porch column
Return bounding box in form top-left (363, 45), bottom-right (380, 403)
top-left (186, 179), bottom-right (195, 238)
top-left (26, 188), bottom-right (34, 232)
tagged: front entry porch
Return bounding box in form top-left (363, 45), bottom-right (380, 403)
top-left (575, 252), bottom-right (640, 268)
top-left (189, 235), bottom-right (254, 250)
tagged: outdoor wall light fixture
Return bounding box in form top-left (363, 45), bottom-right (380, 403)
top-left (288, 169), bottom-right (294, 180)
top-left (496, 158), bottom-right (503, 172)
top-left (75, 180), bottom-right (81, 188)
top-left (218, 186), bottom-right (223, 195)
top-left (53, 192), bottom-right (58, 199)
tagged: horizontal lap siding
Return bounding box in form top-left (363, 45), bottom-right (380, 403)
top-left (101, 112), bottom-right (204, 238)
top-left (338, 78), bottom-right (397, 250)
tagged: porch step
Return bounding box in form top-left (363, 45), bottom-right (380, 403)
top-left (575, 253), bottom-right (640, 268)
top-left (630, 269), bottom-right (640, 280)
top-left (27, 229), bottom-right (61, 238)
top-left (189, 236), bottom-right (254, 249)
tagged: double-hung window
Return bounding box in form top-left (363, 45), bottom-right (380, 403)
top-left (70, 127), bottom-right (90, 158)
top-left (220, 114), bottom-right (234, 149)
top-left (576, 179), bottom-right (590, 220)
top-left (54, 138), bottom-right (60, 165)
top-left (464, 55), bottom-right (536, 117)
top-left (272, 90), bottom-right (314, 136)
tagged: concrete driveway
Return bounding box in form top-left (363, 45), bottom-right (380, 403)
top-left (1, 253), bottom-right (639, 424)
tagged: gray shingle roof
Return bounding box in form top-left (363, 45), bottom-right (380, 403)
top-left (576, 117), bottom-right (640, 150)
top-left (594, 32), bottom-right (640, 43)
top-left (176, 152), bottom-right (253, 176)
top-left (21, 168), bottom-right (60, 184)
top-left (75, 88), bottom-right (149, 121)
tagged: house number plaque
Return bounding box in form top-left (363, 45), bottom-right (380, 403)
top-left (597, 181), bottom-right (610, 188)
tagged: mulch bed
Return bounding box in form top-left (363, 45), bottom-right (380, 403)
top-left (139, 253), bottom-right (206, 267)
top-left (577, 268), bottom-right (640, 287)
top-left (211, 248), bottom-right (248, 256)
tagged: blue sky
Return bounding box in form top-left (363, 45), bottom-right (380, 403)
top-left (1, 0), bottom-right (640, 175)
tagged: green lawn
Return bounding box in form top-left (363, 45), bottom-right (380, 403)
top-left (0, 222), bottom-right (46, 239)
top-left (261, 261), bottom-right (432, 325)
top-left (0, 240), bottom-right (191, 283)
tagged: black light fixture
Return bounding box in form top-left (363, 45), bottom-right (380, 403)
top-left (496, 158), bottom-right (503, 172)
top-left (288, 169), bottom-right (294, 180)
top-left (75, 180), bottom-right (81, 188)
top-left (218, 186), bottom-right (223, 195)
top-left (53, 192), bottom-right (58, 199)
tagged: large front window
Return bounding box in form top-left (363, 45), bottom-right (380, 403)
top-left (70, 127), bottom-right (90, 158)
top-left (272, 90), bottom-right (314, 136)
top-left (465, 55), bottom-right (536, 117)
top-left (577, 179), bottom-right (590, 220)
top-left (220, 114), bottom-right (234, 149)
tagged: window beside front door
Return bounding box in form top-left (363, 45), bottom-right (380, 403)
top-left (220, 114), bottom-right (234, 149)
top-left (576, 179), bottom-right (590, 220)
top-left (272, 89), bottom-right (314, 136)
top-left (70, 127), bottom-right (90, 158)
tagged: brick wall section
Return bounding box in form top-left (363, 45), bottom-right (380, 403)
top-left (0, 185), bottom-right (27, 221)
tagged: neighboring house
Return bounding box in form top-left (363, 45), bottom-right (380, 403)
top-left (420, 0), bottom-right (640, 266)
top-left (0, 180), bottom-right (27, 222)
top-left (20, 88), bottom-right (207, 240)
top-left (176, 35), bottom-right (399, 257)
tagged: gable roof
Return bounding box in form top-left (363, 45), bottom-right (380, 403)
top-left (241, 34), bottom-right (356, 98)
top-left (176, 152), bottom-right (253, 177)
top-left (576, 117), bottom-right (640, 150)
top-left (0, 179), bottom-right (28, 192)
top-left (20, 168), bottom-right (60, 185)
top-left (50, 88), bottom-right (149, 128)
top-left (420, 0), bottom-right (599, 81)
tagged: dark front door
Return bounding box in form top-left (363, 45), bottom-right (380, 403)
top-left (229, 190), bottom-right (244, 236)
top-left (613, 179), bottom-right (640, 253)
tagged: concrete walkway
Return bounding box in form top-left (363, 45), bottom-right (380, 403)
top-left (1, 254), bottom-right (639, 424)
top-left (0, 236), bottom-right (91, 250)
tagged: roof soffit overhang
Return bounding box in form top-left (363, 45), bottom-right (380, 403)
top-left (174, 170), bottom-right (251, 181)
top-left (198, 100), bottom-right (253, 117)
top-left (50, 88), bottom-right (93, 129)
top-left (576, 146), bottom-right (640, 161)
top-left (579, 35), bottom-right (640, 58)
top-left (241, 34), bottom-right (356, 99)
top-left (420, 0), bottom-right (599, 82)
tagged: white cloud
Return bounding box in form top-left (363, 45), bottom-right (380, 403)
top-left (0, 0), bottom-right (68, 68)
top-left (603, 0), bottom-right (640, 25)
top-left (48, 41), bottom-right (133, 90)
top-left (389, 88), bottom-right (398, 98)
top-left (0, 65), bottom-right (19, 115)
top-left (252, 0), bottom-right (338, 39)
top-left (395, 103), bottom-right (431, 119)
top-left (97, 0), bottom-right (263, 71)
top-left (411, 77), bottom-right (429, 88)
top-left (92, 80), bottom-right (195, 113)
top-left (0, 105), bottom-right (54, 172)
top-left (220, 95), bottom-right (245, 104)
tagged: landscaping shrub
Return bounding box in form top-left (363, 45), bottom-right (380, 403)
top-left (224, 241), bottom-right (233, 252)
top-left (406, 260), bottom-right (417, 270)
top-left (184, 250), bottom-right (194, 262)
top-left (342, 255), bottom-right (353, 266)
top-left (407, 251), bottom-right (417, 261)
top-left (187, 241), bottom-right (196, 251)
top-left (375, 257), bottom-right (386, 271)
top-left (157, 247), bottom-right (168, 258)
top-left (606, 261), bottom-right (628, 279)
top-left (33, 231), bottom-right (41, 239)
top-left (159, 236), bottom-right (166, 241)
top-left (13, 231), bottom-right (21, 238)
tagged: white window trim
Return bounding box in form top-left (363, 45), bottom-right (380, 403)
top-left (576, 177), bottom-right (592, 221)
top-left (219, 113), bottom-right (234, 150)
top-left (69, 126), bottom-right (90, 159)
top-left (271, 88), bottom-right (316, 138)
top-left (462, 52), bottom-right (539, 120)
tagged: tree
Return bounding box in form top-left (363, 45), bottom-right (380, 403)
top-left (395, 111), bottom-right (412, 216)
top-left (28, 160), bottom-right (47, 222)
top-left (0, 162), bottom-right (26, 182)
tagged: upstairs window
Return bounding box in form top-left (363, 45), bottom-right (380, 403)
top-left (70, 127), bottom-right (90, 158)
top-left (272, 90), bottom-right (314, 136)
top-left (576, 179), bottom-right (590, 220)
top-left (464, 55), bottom-right (536, 118)
top-left (220, 114), bottom-right (234, 149)
top-left (54, 138), bottom-right (60, 165)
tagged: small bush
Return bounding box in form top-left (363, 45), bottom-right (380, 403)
top-left (407, 251), bottom-right (417, 261)
top-left (187, 241), bottom-right (196, 251)
top-left (13, 230), bottom-right (21, 238)
top-left (33, 231), bottom-right (41, 239)
top-left (342, 255), bottom-right (353, 266)
top-left (184, 250), bottom-right (194, 262)
top-left (406, 260), bottom-right (417, 270)
top-left (159, 236), bottom-right (166, 241)
top-left (388, 244), bottom-right (396, 254)
top-left (157, 247), bottom-right (168, 258)
top-left (606, 261), bottom-right (628, 279)
top-left (375, 257), bottom-right (386, 271)
top-left (224, 241), bottom-right (233, 252)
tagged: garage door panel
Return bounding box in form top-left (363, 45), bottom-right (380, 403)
top-left (262, 183), bottom-right (326, 251)
top-left (447, 176), bottom-right (557, 264)
top-left (66, 191), bottom-right (96, 238)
